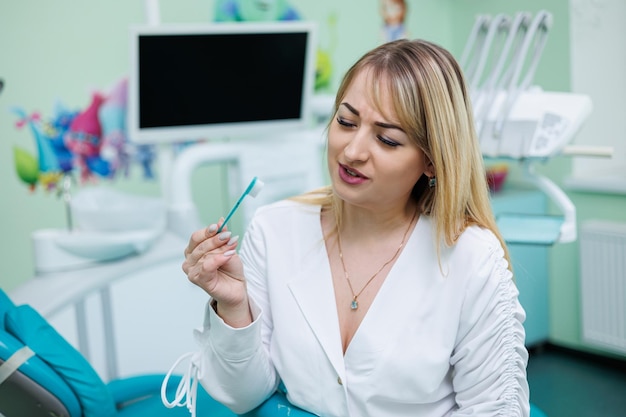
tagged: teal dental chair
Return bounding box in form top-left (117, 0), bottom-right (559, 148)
top-left (0, 289), bottom-right (311, 417)
top-left (0, 289), bottom-right (546, 417)
top-left (0, 289), bottom-right (233, 417)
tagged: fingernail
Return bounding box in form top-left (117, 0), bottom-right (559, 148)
top-left (227, 235), bottom-right (239, 246)
top-left (208, 224), bottom-right (218, 233)
top-left (218, 231), bottom-right (232, 241)
top-left (223, 249), bottom-right (236, 257)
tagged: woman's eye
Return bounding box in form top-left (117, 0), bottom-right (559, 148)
top-left (377, 135), bottom-right (399, 147)
top-left (336, 117), bottom-right (355, 128)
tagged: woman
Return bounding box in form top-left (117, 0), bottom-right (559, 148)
top-left (181, 39), bottom-right (529, 416)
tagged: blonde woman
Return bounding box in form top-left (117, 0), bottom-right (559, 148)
top-left (182, 39), bottom-right (529, 416)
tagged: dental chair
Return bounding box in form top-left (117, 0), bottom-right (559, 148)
top-left (0, 288), bottom-right (312, 417)
top-left (0, 288), bottom-right (236, 417)
top-left (0, 287), bottom-right (546, 417)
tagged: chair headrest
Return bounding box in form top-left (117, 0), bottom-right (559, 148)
top-left (0, 289), bottom-right (16, 330)
top-left (5, 304), bottom-right (117, 417)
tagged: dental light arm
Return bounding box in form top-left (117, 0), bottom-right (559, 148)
top-left (460, 14), bottom-right (491, 84)
top-left (474, 12), bottom-right (531, 134)
top-left (522, 161), bottom-right (577, 243)
top-left (493, 11), bottom-right (552, 137)
top-left (166, 128), bottom-right (326, 240)
top-left (167, 142), bottom-right (241, 239)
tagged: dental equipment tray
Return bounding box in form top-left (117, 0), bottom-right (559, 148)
top-left (496, 212), bottom-right (565, 245)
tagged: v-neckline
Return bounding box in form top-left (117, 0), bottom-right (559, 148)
top-left (318, 207), bottom-right (422, 356)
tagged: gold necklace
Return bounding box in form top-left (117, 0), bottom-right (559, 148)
top-left (336, 209), bottom-right (418, 311)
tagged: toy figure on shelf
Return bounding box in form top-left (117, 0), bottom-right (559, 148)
top-left (214, 0), bottom-right (300, 22)
top-left (12, 147), bottom-right (39, 191)
top-left (45, 102), bottom-right (78, 174)
top-left (133, 144), bottom-right (157, 179)
top-left (314, 12), bottom-right (336, 93)
top-left (99, 77), bottom-right (158, 180)
top-left (380, 0), bottom-right (408, 42)
top-left (11, 77), bottom-right (161, 193)
top-left (63, 93), bottom-right (110, 182)
top-left (99, 78), bottom-right (131, 178)
top-left (12, 109), bottom-right (63, 191)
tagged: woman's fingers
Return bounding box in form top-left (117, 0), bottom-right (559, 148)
top-left (185, 225), bottom-right (214, 257)
top-left (182, 216), bottom-right (242, 281)
top-left (197, 231), bottom-right (236, 256)
top-left (183, 221), bottom-right (239, 275)
top-left (184, 218), bottom-right (227, 256)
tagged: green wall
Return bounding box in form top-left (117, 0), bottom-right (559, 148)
top-left (0, 0), bottom-right (453, 290)
top-left (2, 0), bottom-right (625, 357)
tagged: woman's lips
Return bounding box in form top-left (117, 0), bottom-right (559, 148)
top-left (338, 163), bottom-right (368, 185)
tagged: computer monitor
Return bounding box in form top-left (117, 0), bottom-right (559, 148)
top-left (127, 21), bottom-right (317, 144)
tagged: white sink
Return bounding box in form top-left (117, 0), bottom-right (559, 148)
top-left (32, 228), bottom-right (164, 273)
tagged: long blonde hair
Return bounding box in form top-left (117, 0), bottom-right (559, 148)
top-left (294, 39), bottom-right (510, 266)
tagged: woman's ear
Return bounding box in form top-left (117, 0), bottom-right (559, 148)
top-left (423, 157), bottom-right (435, 178)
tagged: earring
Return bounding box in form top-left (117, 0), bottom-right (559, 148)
top-left (428, 177), bottom-right (437, 188)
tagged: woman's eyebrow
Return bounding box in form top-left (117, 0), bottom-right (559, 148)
top-left (375, 121), bottom-right (404, 132)
top-left (340, 102), bottom-right (405, 132)
top-left (340, 102), bottom-right (359, 115)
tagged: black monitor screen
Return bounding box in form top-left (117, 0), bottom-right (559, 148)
top-left (138, 31), bottom-right (308, 129)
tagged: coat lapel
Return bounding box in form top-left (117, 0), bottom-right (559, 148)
top-left (287, 239), bottom-right (345, 379)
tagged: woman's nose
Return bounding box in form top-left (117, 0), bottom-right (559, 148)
top-left (343, 129), bottom-right (370, 163)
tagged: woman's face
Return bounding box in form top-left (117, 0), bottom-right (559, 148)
top-left (327, 70), bottom-right (432, 212)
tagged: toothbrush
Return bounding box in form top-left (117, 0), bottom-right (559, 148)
top-left (217, 176), bottom-right (265, 233)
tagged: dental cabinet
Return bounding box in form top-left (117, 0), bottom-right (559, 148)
top-left (491, 188), bottom-right (550, 347)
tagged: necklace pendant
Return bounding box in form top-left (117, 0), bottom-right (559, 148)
top-left (350, 299), bottom-right (358, 310)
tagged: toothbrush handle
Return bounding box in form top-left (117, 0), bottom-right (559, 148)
top-left (215, 177), bottom-right (259, 234)
top-left (217, 196), bottom-right (244, 233)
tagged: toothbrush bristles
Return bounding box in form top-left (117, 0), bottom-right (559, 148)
top-left (249, 179), bottom-right (264, 198)
top-left (215, 177), bottom-right (264, 234)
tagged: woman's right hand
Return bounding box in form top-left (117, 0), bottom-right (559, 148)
top-left (182, 220), bottom-right (251, 327)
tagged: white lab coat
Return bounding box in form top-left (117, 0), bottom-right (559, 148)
top-left (195, 200), bottom-right (530, 416)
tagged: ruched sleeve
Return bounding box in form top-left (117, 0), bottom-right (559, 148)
top-left (450, 245), bottom-right (530, 416)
